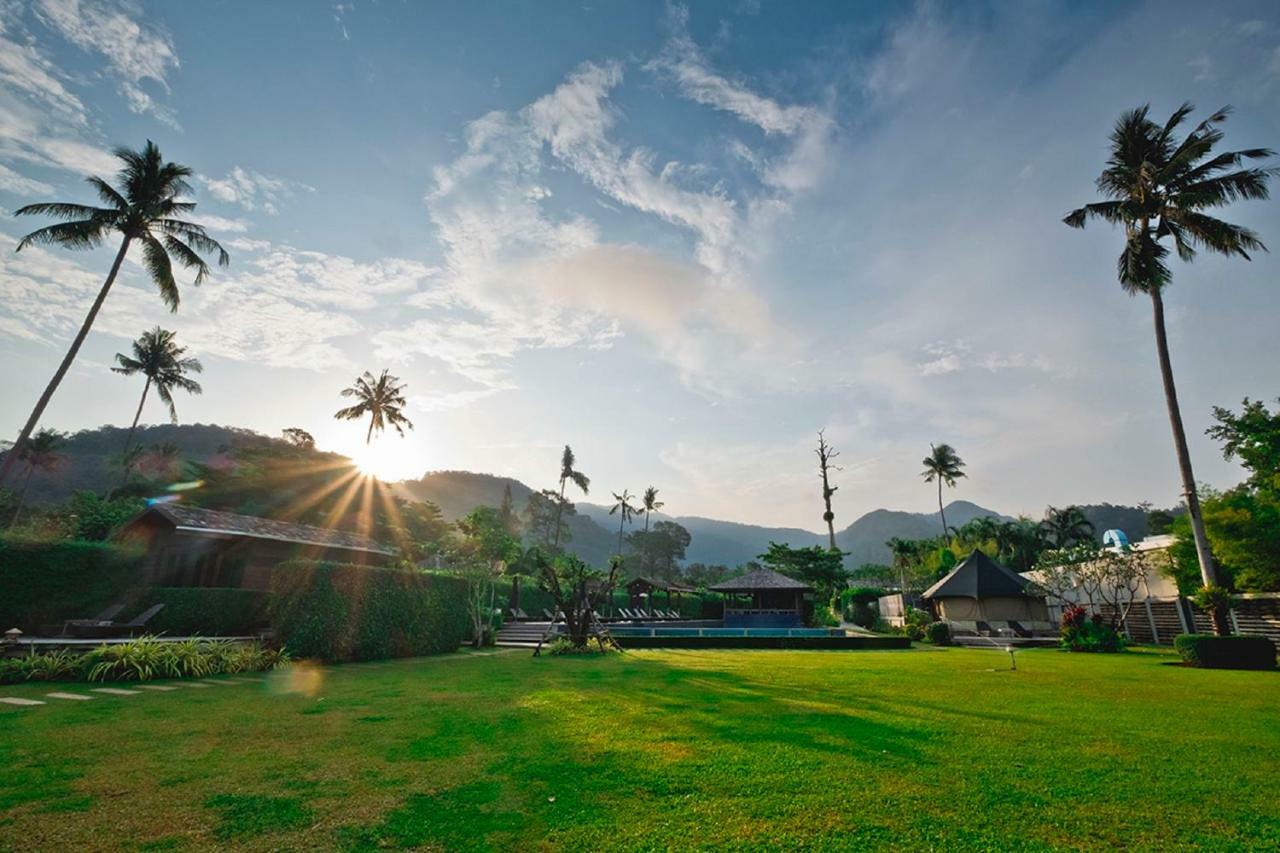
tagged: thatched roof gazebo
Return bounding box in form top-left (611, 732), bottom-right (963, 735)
top-left (710, 568), bottom-right (811, 628)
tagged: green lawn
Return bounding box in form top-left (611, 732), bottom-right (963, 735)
top-left (2, 646), bottom-right (1277, 850)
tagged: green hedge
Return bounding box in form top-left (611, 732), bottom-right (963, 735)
top-left (495, 575), bottom-right (714, 619)
top-left (143, 588), bottom-right (270, 637)
top-left (1174, 634), bottom-right (1277, 670)
top-left (268, 560), bottom-right (470, 661)
top-left (0, 537), bottom-right (146, 632)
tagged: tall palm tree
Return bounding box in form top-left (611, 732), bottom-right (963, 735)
top-left (921, 443), bottom-right (966, 543)
top-left (0, 141), bottom-right (229, 487)
top-left (609, 489), bottom-right (642, 557)
top-left (334, 369), bottom-right (414, 444)
top-left (1065, 103), bottom-right (1275, 595)
top-left (551, 445), bottom-right (589, 551)
top-left (641, 485), bottom-right (664, 533)
top-left (1040, 505), bottom-right (1096, 549)
top-left (8, 429), bottom-right (63, 527)
top-left (112, 327), bottom-right (203, 455)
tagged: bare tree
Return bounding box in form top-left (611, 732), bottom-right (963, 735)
top-left (815, 430), bottom-right (841, 551)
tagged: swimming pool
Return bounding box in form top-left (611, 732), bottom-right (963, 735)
top-left (609, 626), bottom-right (837, 639)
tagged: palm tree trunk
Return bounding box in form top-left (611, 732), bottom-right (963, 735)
top-left (643, 510), bottom-right (651, 575)
top-left (366, 419), bottom-right (375, 445)
top-left (1150, 288), bottom-right (1222, 618)
top-left (122, 377), bottom-right (151, 455)
top-left (8, 464), bottom-right (35, 527)
top-left (0, 236), bottom-right (132, 486)
top-left (552, 478), bottom-right (567, 550)
top-left (938, 479), bottom-right (949, 544)
top-left (616, 513), bottom-right (625, 557)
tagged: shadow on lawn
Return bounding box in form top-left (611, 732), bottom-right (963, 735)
top-left (337, 653), bottom-right (928, 850)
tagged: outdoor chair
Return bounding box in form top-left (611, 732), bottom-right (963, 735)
top-left (73, 603), bottom-right (166, 639)
top-left (507, 607), bottom-right (529, 622)
top-left (1007, 621), bottom-right (1032, 638)
top-left (60, 603), bottom-right (126, 637)
top-left (542, 609), bottom-right (556, 621)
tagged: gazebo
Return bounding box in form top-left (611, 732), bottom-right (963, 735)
top-left (922, 550), bottom-right (1049, 629)
top-left (625, 576), bottom-right (694, 616)
top-left (710, 568), bottom-right (811, 628)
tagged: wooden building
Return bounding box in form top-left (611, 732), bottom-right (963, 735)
top-left (115, 504), bottom-right (397, 591)
top-left (625, 576), bottom-right (695, 615)
top-left (710, 568), bottom-right (812, 628)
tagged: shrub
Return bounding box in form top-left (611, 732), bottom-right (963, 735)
top-left (268, 560), bottom-right (470, 662)
top-left (0, 537), bottom-right (146, 631)
top-left (1174, 634), bottom-right (1276, 670)
top-left (1059, 606), bottom-right (1125, 652)
top-left (845, 601), bottom-right (877, 629)
top-left (809, 604), bottom-right (840, 628)
top-left (145, 588), bottom-right (270, 637)
top-left (902, 606), bottom-right (931, 641)
top-left (0, 638), bottom-right (287, 684)
top-left (546, 636), bottom-right (614, 656)
top-left (927, 621), bottom-right (951, 646)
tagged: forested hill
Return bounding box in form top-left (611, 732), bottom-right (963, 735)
top-left (11, 425), bottom-right (1167, 570)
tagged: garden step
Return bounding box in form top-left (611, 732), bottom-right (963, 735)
top-left (46, 692), bottom-right (94, 701)
top-left (0, 697), bottom-right (45, 706)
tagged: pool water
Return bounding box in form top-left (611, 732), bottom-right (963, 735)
top-left (608, 627), bottom-right (837, 639)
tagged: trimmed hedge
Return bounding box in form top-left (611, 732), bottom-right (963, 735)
top-left (0, 537), bottom-right (146, 631)
top-left (494, 575), bottom-right (715, 620)
top-left (1174, 634), bottom-right (1277, 671)
top-left (268, 560), bottom-right (470, 661)
top-left (144, 588), bottom-right (270, 637)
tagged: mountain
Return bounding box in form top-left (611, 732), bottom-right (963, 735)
top-left (3, 423), bottom-right (281, 505)
top-left (11, 425), bottom-right (1165, 572)
top-left (836, 500), bottom-right (1010, 566)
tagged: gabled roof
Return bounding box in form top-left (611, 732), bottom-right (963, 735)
top-left (923, 550), bottom-right (1032, 599)
top-left (710, 567), bottom-right (811, 592)
top-left (127, 503), bottom-right (396, 556)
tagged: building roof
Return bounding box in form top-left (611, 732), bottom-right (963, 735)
top-left (922, 550), bottom-right (1032, 600)
top-left (128, 503), bottom-right (396, 556)
top-left (625, 576), bottom-right (695, 593)
top-left (710, 567), bottom-right (812, 592)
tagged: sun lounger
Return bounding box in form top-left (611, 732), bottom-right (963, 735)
top-left (61, 603), bottom-right (126, 636)
top-left (73, 603), bottom-right (166, 638)
top-left (1007, 621), bottom-right (1032, 638)
top-left (506, 607), bottom-right (529, 621)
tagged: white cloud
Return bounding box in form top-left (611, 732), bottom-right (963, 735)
top-left (186, 213), bottom-right (250, 234)
top-left (0, 163), bottom-right (53, 195)
top-left (34, 0), bottom-right (179, 124)
top-left (198, 167), bottom-right (311, 214)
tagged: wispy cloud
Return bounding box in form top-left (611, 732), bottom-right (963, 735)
top-left (198, 167), bottom-right (312, 214)
top-left (34, 0), bottom-right (180, 127)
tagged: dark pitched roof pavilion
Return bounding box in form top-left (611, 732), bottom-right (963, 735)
top-left (710, 567), bottom-right (811, 593)
top-left (130, 503), bottom-right (396, 556)
top-left (626, 576), bottom-right (695, 594)
top-left (922, 550), bottom-right (1031, 599)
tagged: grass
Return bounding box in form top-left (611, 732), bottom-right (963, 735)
top-left (1, 645), bottom-right (1278, 850)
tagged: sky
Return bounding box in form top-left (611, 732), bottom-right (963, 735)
top-left (1, 0), bottom-right (1279, 531)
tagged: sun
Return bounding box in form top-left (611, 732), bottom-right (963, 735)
top-left (351, 439), bottom-right (426, 482)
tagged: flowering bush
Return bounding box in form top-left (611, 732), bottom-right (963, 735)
top-left (1059, 606), bottom-right (1125, 652)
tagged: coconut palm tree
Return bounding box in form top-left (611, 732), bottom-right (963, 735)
top-left (112, 327), bottom-right (203, 455)
top-left (334, 369), bottom-right (414, 444)
top-left (609, 489), bottom-right (642, 557)
top-left (551, 445), bottom-right (589, 551)
top-left (0, 141), bottom-right (229, 487)
top-left (645, 484), bottom-right (665, 571)
top-left (1065, 103), bottom-right (1275, 594)
top-left (8, 429), bottom-right (63, 527)
top-left (921, 443), bottom-right (966, 543)
top-left (1040, 505), bottom-right (1096, 549)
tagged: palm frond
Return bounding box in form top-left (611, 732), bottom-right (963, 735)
top-left (1173, 212), bottom-right (1267, 259)
top-left (15, 219), bottom-right (112, 251)
top-left (13, 202), bottom-right (115, 220)
top-left (162, 236), bottom-right (213, 284)
top-left (334, 404), bottom-right (369, 421)
top-left (85, 176), bottom-right (128, 211)
top-left (142, 236), bottom-right (180, 311)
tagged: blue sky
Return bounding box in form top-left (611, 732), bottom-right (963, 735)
top-left (2, 0), bottom-right (1279, 529)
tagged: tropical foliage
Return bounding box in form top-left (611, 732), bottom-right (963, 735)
top-left (334, 369), bottom-right (414, 444)
top-left (1065, 102), bottom-right (1275, 600)
top-left (113, 327), bottom-right (203, 455)
top-left (1, 141), bottom-right (229, 488)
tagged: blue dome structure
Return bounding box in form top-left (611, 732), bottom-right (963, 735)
top-left (1102, 529), bottom-right (1130, 550)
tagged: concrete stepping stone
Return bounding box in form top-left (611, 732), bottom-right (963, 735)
top-left (91, 688), bottom-right (140, 696)
top-left (198, 679), bottom-right (235, 686)
top-left (46, 692), bottom-right (94, 701)
top-left (177, 682), bottom-right (210, 688)
top-left (0, 697), bottom-right (45, 706)
top-left (135, 685), bottom-right (178, 691)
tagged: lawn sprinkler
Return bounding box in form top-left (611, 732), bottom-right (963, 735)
top-left (1008, 647), bottom-right (1017, 671)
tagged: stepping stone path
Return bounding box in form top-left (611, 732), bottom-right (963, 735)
top-left (198, 680), bottom-right (235, 686)
top-left (135, 685), bottom-right (178, 692)
top-left (0, 697), bottom-right (44, 706)
top-left (46, 692), bottom-right (94, 701)
top-left (92, 688), bottom-right (141, 696)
